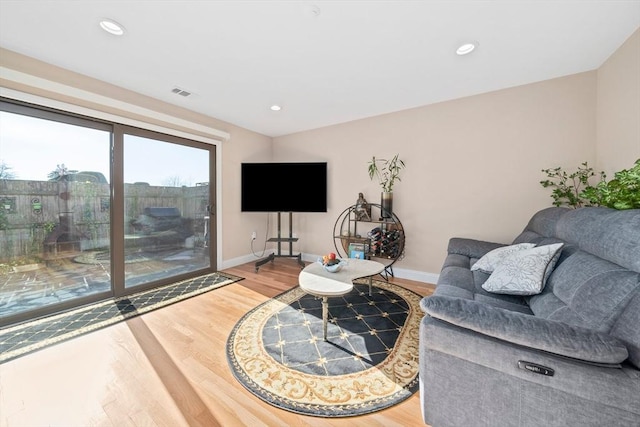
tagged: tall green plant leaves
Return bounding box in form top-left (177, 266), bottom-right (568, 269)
top-left (540, 162), bottom-right (604, 208)
top-left (581, 159), bottom-right (640, 210)
top-left (541, 159), bottom-right (640, 210)
top-left (368, 154), bottom-right (406, 193)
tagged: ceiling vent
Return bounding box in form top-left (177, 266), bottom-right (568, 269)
top-left (171, 87), bottom-right (192, 97)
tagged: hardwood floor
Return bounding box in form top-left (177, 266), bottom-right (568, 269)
top-left (0, 259), bottom-right (435, 427)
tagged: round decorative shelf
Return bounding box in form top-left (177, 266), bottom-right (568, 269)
top-left (332, 203), bottom-right (405, 278)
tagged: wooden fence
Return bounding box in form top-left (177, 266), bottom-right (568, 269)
top-left (0, 180), bottom-right (209, 262)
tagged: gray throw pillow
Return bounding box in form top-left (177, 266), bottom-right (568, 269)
top-left (471, 243), bottom-right (536, 274)
top-left (482, 243), bottom-right (564, 295)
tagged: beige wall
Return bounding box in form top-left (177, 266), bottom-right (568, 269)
top-left (597, 28), bottom-right (640, 176)
top-left (273, 72), bottom-right (598, 278)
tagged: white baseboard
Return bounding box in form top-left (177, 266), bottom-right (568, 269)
top-left (222, 252), bottom-right (439, 286)
top-left (301, 253), bottom-right (439, 285)
top-left (220, 250), bottom-right (295, 270)
top-left (391, 268), bottom-right (439, 285)
top-left (220, 253), bottom-right (265, 270)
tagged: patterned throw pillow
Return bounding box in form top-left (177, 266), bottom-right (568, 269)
top-left (471, 243), bottom-right (536, 273)
top-left (481, 243), bottom-right (565, 295)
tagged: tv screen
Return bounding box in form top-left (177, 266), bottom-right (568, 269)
top-left (241, 162), bottom-right (327, 212)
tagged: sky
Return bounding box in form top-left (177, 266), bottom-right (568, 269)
top-left (0, 111), bottom-right (209, 186)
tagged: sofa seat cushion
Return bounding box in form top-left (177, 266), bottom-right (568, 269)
top-left (434, 283), bottom-right (533, 314)
top-left (437, 249), bottom-right (532, 313)
top-left (437, 239), bottom-right (534, 313)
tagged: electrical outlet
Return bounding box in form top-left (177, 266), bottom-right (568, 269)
top-left (251, 231), bottom-right (257, 240)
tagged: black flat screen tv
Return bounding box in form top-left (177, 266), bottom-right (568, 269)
top-left (241, 162), bottom-right (327, 212)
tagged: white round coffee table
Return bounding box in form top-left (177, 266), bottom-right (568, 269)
top-left (299, 258), bottom-right (385, 341)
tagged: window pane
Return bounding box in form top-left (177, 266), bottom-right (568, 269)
top-left (123, 134), bottom-right (210, 288)
top-left (0, 111), bottom-right (111, 319)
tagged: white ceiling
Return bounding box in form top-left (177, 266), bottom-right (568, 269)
top-left (1, 1), bottom-right (639, 137)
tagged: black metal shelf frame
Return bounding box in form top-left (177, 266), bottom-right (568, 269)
top-left (332, 203), bottom-right (405, 279)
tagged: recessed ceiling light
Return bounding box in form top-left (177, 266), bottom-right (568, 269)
top-left (99, 19), bottom-right (125, 36)
top-left (456, 42), bottom-right (477, 56)
top-left (308, 5), bottom-right (321, 17)
top-left (270, 105), bottom-right (282, 111)
top-left (302, 4), bottom-right (321, 18)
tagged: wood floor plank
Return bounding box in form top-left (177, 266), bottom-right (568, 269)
top-left (0, 258), bottom-right (435, 426)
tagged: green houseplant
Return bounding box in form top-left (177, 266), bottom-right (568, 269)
top-left (540, 159), bottom-right (640, 210)
top-left (368, 154), bottom-right (405, 218)
top-left (368, 154), bottom-right (406, 193)
top-left (540, 162), bottom-right (604, 208)
top-left (581, 159), bottom-right (640, 210)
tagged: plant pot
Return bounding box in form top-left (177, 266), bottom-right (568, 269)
top-left (381, 192), bottom-right (393, 219)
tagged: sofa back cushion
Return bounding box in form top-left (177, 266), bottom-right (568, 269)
top-left (610, 291), bottom-right (640, 368)
top-left (528, 251), bottom-right (639, 329)
top-left (553, 207), bottom-right (640, 273)
top-left (528, 251), bottom-right (640, 367)
top-left (514, 206), bottom-right (640, 368)
top-left (515, 206), bottom-right (569, 239)
top-left (512, 207), bottom-right (575, 265)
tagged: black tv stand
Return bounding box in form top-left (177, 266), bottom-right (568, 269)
top-left (255, 212), bottom-right (306, 272)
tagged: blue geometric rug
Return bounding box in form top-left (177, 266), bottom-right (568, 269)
top-left (0, 271), bottom-right (243, 363)
top-left (226, 278), bottom-right (422, 417)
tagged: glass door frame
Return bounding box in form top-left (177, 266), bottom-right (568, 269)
top-left (0, 100), bottom-right (114, 326)
top-left (111, 125), bottom-right (217, 297)
top-left (0, 99), bottom-right (218, 326)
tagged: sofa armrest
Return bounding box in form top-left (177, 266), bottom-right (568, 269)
top-left (421, 295), bottom-right (628, 365)
top-left (447, 237), bottom-right (506, 259)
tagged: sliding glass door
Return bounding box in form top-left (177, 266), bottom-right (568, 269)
top-left (122, 130), bottom-right (212, 289)
top-left (0, 106), bottom-right (112, 320)
top-left (0, 100), bottom-right (217, 326)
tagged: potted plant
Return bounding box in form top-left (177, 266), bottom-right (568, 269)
top-left (368, 154), bottom-right (405, 218)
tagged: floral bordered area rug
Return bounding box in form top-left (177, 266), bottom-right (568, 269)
top-left (226, 279), bottom-right (422, 417)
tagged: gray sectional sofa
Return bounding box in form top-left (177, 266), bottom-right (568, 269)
top-left (419, 207), bottom-right (640, 427)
